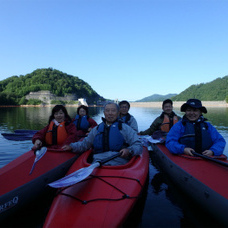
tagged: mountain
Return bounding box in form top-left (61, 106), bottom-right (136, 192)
top-left (0, 68), bottom-right (105, 105)
top-left (137, 75), bottom-right (228, 102)
top-left (136, 94), bottom-right (177, 102)
top-left (172, 76), bottom-right (228, 101)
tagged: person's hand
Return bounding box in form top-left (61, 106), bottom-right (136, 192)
top-left (34, 139), bottom-right (42, 149)
top-left (119, 148), bottom-right (131, 158)
top-left (62, 144), bottom-right (72, 151)
top-left (202, 150), bottom-right (213, 156)
top-left (183, 147), bottom-right (194, 156)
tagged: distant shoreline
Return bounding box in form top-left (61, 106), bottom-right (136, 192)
top-left (0, 101), bottom-right (227, 108)
top-left (130, 101), bottom-right (228, 108)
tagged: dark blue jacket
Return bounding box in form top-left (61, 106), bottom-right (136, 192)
top-left (166, 115), bottom-right (226, 156)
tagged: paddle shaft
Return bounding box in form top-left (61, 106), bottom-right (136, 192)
top-left (192, 151), bottom-right (228, 168)
top-left (96, 152), bottom-right (121, 166)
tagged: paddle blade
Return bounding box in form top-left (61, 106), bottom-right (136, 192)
top-left (29, 147), bottom-right (47, 175)
top-left (48, 162), bottom-right (100, 188)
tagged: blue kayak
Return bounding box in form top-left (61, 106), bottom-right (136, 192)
top-left (14, 129), bottom-right (38, 134)
top-left (1, 130), bottom-right (38, 141)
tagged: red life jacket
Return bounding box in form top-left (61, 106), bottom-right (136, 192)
top-left (45, 121), bottom-right (68, 145)
top-left (160, 114), bottom-right (179, 133)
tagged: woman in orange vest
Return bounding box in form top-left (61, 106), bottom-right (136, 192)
top-left (32, 105), bottom-right (78, 149)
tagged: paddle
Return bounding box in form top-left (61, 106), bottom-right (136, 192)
top-left (191, 151), bottom-right (228, 168)
top-left (29, 147), bottom-right (47, 175)
top-left (48, 152), bottom-right (121, 188)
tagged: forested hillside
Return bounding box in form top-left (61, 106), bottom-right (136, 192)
top-left (172, 76), bottom-right (228, 101)
top-left (0, 68), bottom-right (104, 105)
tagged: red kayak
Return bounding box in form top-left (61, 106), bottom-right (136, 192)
top-left (43, 147), bottom-right (149, 228)
top-left (151, 144), bottom-right (228, 226)
top-left (0, 148), bottom-right (79, 222)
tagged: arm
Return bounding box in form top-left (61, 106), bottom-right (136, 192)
top-left (88, 118), bottom-right (98, 128)
top-left (64, 127), bottom-right (97, 153)
top-left (206, 123), bottom-right (226, 156)
top-left (128, 115), bottom-right (139, 132)
top-left (32, 125), bottom-right (49, 147)
top-left (121, 124), bottom-right (143, 157)
top-left (139, 117), bottom-right (162, 135)
top-left (87, 118), bottom-right (98, 133)
top-left (165, 121), bottom-right (186, 154)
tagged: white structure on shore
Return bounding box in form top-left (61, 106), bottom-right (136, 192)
top-left (78, 98), bottom-right (88, 106)
top-left (25, 90), bottom-right (78, 104)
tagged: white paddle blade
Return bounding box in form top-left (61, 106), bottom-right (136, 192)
top-left (48, 162), bottom-right (100, 188)
top-left (35, 147), bottom-right (47, 161)
top-left (29, 147), bottom-right (47, 175)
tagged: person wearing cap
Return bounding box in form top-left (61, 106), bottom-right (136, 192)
top-left (119, 100), bottom-right (138, 132)
top-left (166, 99), bottom-right (226, 156)
top-left (139, 99), bottom-right (181, 138)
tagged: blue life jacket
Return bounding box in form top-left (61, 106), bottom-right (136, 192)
top-left (93, 119), bottom-right (125, 154)
top-left (179, 116), bottom-right (213, 153)
top-left (73, 115), bottom-right (90, 131)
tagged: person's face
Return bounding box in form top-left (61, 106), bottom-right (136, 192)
top-left (54, 109), bottom-right (65, 123)
top-left (104, 104), bottom-right (119, 125)
top-left (79, 108), bottom-right (86, 116)
top-left (162, 103), bottom-right (173, 115)
top-left (185, 107), bottom-right (202, 122)
top-left (119, 104), bottom-right (129, 115)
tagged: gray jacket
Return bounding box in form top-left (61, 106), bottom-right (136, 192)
top-left (70, 121), bottom-right (143, 166)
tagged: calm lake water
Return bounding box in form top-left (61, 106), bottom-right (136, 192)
top-left (0, 106), bottom-right (227, 227)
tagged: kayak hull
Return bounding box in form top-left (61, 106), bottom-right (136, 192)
top-left (1, 129), bottom-right (38, 141)
top-left (0, 148), bottom-right (79, 222)
top-left (151, 144), bottom-right (228, 226)
top-left (44, 147), bottom-right (149, 228)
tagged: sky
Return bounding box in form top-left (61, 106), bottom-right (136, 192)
top-left (0, 0), bottom-right (228, 101)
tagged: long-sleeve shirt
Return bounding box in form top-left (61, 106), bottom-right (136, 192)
top-left (70, 122), bottom-right (143, 156)
top-left (166, 120), bottom-right (226, 156)
top-left (32, 120), bottom-right (78, 148)
top-left (140, 112), bottom-right (181, 136)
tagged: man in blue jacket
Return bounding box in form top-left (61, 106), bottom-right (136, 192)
top-left (166, 99), bottom-right (226, 156)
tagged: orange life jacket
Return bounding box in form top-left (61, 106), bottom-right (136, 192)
top-left (45, 121), bottom-right (68, 145)
top-left (160, 114), bottom-right (179, 133)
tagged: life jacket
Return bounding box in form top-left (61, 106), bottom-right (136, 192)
top-left (45, 121), bottom-right (68, 145)
top-left (179, 116), bottom-right (213, 153)
top-left (73, 115), bottom-right (90, 131)
top-left (121, 113), bottom-right (131, 125)
top-left (93, 119), bottom-right (125, 154)
top-left (160, 113), bottom-right (179, 133)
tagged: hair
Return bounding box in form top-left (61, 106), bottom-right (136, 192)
top-left (119, 100), bottom-right (130, 109)
top-left (77, 105), bottom-right (89, 115)
top-left (162, 99), bottom-right (173, 108)
top-left (104, 102), bottom-right (120, 111)
top-left (48, 105), bottom-right (72, 123)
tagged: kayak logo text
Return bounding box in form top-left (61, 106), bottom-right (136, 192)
top-left (0, 196), bottom-right (18, 213)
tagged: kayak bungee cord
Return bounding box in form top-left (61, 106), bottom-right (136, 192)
top-left (55, 174), bottom-right (143, 204)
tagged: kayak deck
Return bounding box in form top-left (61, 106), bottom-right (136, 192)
top-left (0, 148), bottom-right (78, 221)
top-left (44, 147), bottom-right (149, 228)
top-left (151, 143), bottom-right (228, 225)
